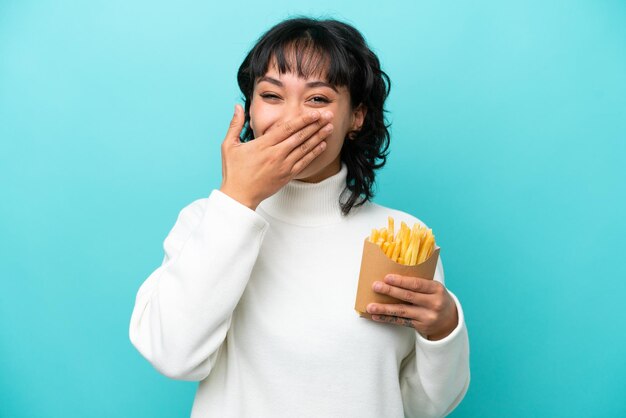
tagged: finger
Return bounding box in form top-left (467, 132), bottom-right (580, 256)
top-left (383, 274), bottom-right (440, 294)
top-left (277, 119), bottom-right (329, 156)
top-left (285, 122), bottom-right (333, 165)
top-left (264, 110), bottom-right (324, 146)
top-left (224, 104), bottom-right (245, 145)
top-left (367, 302), bottom-right (435, 330)
top-left (275, 113), bottom-right (332, 154)
top-left (371, 281), bottom-right (431, 306)
top-left (290, 139), bottom-right (327, 175)
top-left (371, 314), bottom-right (417, 329)
top-left (366, 302), bottom-right (423, 319)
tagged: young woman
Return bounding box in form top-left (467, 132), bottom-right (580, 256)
top-left (130, 17), bottom-right (470, 418)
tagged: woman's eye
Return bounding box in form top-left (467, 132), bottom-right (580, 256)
top-left (310, 96), bottom-right (330, 104)
top-left (259, 93), bottom-right (329, 104)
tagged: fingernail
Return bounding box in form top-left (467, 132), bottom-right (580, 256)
top-left (373, 282), bottom-right (382, 291)
top-left (367, 304), bottom-right (376, 313)
top-left (385, 275), bottom-right (395, 284)
top-left (234, 104), bottom-right (239, 115)
top-left (323, 110), bottom-right (333, 119)
top-left (309, 111), bottom-right (320, 119)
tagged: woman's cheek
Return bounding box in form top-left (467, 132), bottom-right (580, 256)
top-left (248, 107), bottom-right (263, 136)
top-left (248, 99), bottom-right (267, 136)
top-left (250, 108), bottom-right (284, 138)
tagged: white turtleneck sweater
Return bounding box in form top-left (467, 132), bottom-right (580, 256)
top-left (129, 163), bottom-right (470, 418)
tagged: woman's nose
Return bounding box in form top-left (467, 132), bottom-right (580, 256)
top-left (269, 101), bottom-right (321, 135)
top-left (280, 101), bottom-right (310, 124)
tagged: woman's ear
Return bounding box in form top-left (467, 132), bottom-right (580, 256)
top-left (351, 103), bottom-right (367, 131)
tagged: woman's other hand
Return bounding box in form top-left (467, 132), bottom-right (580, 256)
top-left (367, 275), bottom-right (459, 341)
top-left (219, 104), bottom-right (334, 210)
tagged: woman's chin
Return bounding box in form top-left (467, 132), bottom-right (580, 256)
top-left (292, 155), bottom-right (340, 183)
top-left (292, 164), bottom-right (321, 182)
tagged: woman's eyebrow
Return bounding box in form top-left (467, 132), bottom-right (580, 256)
top-left (258, 76), bottom-right (338, 93)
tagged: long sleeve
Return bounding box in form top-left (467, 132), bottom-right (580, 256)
top-left (399, 256), bottom-right (471, 418)
top-left (129, 190), bottom-right (269, 381)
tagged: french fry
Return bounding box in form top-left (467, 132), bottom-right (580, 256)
top-left (391, 239), bottom-right (401, 262)
top-left (421, 228), bottom-right (430, 253)
top-left (410, 232), bottom-right (419, 266)
top-left (418, 230), bottom-right (434, 264)
top-left (368, 217), bottom-right (437, 266)
top-left (401, 224), bottom-right (410, 260)
top-left (400, 221), bottom-right (408, 232)
top-left (385, 242), bottom-right (396, 258)
top-left (426, 234), bottom-right (435, 258)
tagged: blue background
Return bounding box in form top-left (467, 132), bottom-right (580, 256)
top-left (1, 1), bottom-right (625, 417)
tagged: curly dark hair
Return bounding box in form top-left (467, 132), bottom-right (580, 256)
top-left (236, 16), bottom-right (391, 215)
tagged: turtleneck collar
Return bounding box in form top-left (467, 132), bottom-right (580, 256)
top-left (257, 163), bottom-right (349, 226)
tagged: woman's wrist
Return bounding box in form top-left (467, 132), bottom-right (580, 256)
top-left (219, 186), bottom-right (260, 211)
top-left (426, 310), bottom-right (459, 341)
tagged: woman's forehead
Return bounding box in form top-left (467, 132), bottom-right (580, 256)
top-left (265, 47), bottom-right (330, 80)
top-left (262, 65), bottom-right (327, 82)
top-left (257, 54), bottom-right (333, 86)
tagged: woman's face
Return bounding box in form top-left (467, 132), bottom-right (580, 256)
top-left (249, 61), bottom-right (365, 183)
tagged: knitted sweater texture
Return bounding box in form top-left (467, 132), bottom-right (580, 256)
top-left (129, 164), bottom-right (470, 417)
